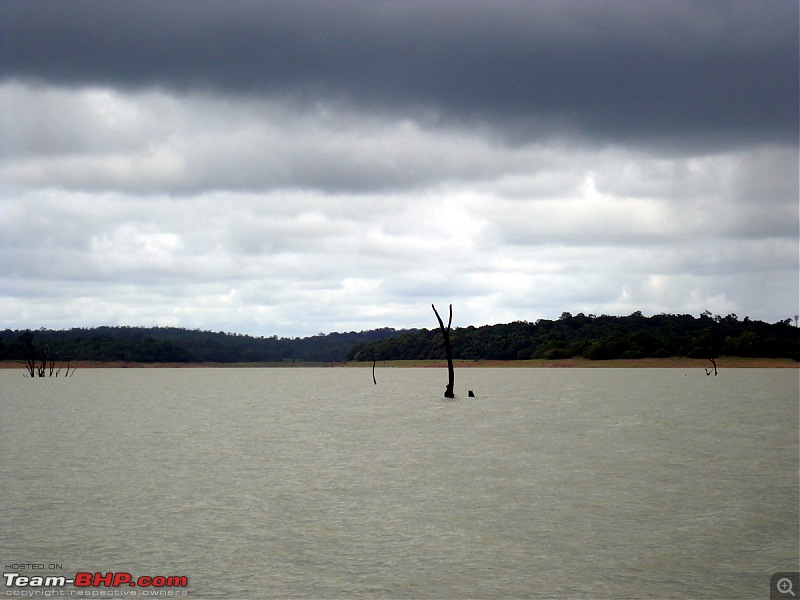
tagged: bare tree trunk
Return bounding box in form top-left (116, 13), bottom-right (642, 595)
top-left (432, 303), bottom-right (455, 398)
top-left (48, 346), bottom-right (55, 377)
top-left (22, 343), bottom-right (74, 378)
top-left (372, 357), bottom-right (377, 385)
top-left (704, 357), bottom-right (718, 376)
top-left (36, 349), bottom-right (46, 377)
top-left (24, 356), bottom-right (35, 378)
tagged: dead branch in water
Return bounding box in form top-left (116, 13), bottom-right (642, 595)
top-left (704, 357), bottom-right (718, 376)
top-left (23, 344), bottom-right (76, 378)
top-left (432, 303), bottom-right (455, 398)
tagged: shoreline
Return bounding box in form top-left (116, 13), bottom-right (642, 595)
top-left (351, 357), bottom-right (799, 368)
top-left (1, 357), bottom-right (796, 369)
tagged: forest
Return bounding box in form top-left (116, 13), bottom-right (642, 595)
top-left (0, 326), bottom-right (407, 364)
top-left (1, 312), bottom-right (798, 365)
top-left (347, 312), bottom-right (800, 362)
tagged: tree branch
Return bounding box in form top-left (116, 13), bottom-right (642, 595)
top-left (432, 303), bottom-right (455, 398)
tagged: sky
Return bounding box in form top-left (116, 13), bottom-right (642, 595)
top-left (1, 0), bottom-right (798, 337)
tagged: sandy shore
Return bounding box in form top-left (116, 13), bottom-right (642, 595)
top-left (1, 357), bottom-right (796, 369)
top-left (352, 357), bottom-right (799, 368)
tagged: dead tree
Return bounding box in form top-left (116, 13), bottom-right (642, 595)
top-left (432, 303), bottom-right (455, 398)
top-left (372, 357), bottom-right (377, 385)
top-left (59, 362), bottom-right (76, 377)
top-left (35, 347), bottom-right (47, 377)
top-left (704, 357), bottom-right (718, 376)
top-left (24, 355), bottom-right (35, 378)
top-left (22, 344), bottom-right (75, 378)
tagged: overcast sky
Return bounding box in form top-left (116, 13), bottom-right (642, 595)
top-left (1, 0), bottom-right (798, 337)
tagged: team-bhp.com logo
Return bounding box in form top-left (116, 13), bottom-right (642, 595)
top-left (4, 572), bottom-right (188, 593)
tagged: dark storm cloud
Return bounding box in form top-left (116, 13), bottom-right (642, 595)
top-left (2, 0), bottom-right (797, 146)
top-left (1, 0), bottom-right (797, 334)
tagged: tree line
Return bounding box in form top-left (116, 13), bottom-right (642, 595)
top-left (0, 326), bottom-right (408, 364)
top-left (1, 312), bottom-right (798, 365)
top-left (348, 312), bottom-right (800, 362)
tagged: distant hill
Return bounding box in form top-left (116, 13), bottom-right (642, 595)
top-left (2, 312), bottom-right (798, 365)
top-left (0, 326), bottom-right (411, 364)
top-left (348, 312), bottom-right (800, 362)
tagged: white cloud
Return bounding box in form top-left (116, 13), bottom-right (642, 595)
top-left (0, 81), bottom-right (797, 335)
top-left (1, 82), bottom-right (535, 195)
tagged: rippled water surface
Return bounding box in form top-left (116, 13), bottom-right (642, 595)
top-left (1, 367), bottom-right (798, 598)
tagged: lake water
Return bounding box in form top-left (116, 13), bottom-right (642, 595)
top-left (1, 367), bottom-right (798, 599)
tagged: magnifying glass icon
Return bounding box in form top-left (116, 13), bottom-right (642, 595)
top-left (778, 577), bottom-right (796, 596)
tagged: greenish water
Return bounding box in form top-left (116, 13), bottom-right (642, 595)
top-left (1, 368), bottom-right (798, 598)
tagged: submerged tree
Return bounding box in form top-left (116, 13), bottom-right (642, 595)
top-left (704, 357), bottom-right (718, 376)
top-left (432, 303), bottom-right (455, 398)
top-left (23, 343), bottom-right (75, 378)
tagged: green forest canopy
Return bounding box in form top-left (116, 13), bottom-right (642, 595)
top-left (2, 312), bottom-right (798, 364)
top-left (351, 312), bottom-right (799, 362)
